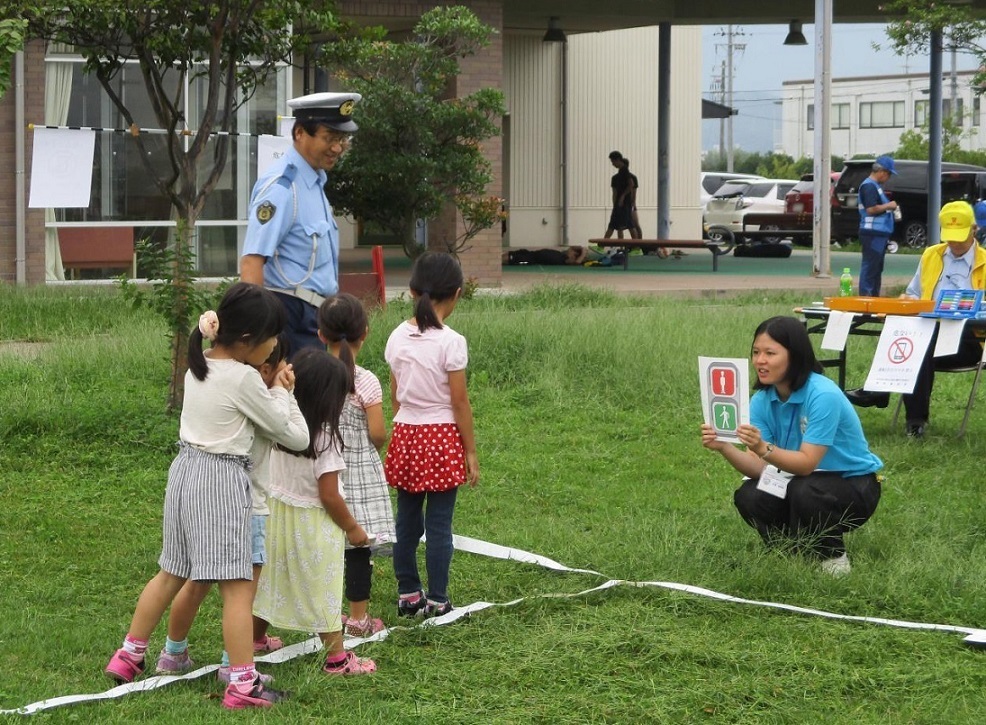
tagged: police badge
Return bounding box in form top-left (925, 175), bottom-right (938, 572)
top-left (256, 201), bottom-right (276, 224)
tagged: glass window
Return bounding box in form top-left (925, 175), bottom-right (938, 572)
top-left (860, 101), bottom-right (904, 129)
top-left (974, 96), bottom-right (981, 127)
top-left (47, 55), bottom-right (288, 276)
top-left (807, 103), bottom-right (847, 130)
top-left (943, 98), bottom-right (965, 126)
top-left (915, 99), bottom-right (929, 127)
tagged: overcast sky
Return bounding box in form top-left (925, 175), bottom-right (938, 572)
top-left (701, 23), bottom-right (981, 154)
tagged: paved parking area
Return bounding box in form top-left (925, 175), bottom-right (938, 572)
top-left (341, 247), bottom-right (918, 301)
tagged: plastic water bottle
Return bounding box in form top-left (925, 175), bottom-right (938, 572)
top-left (839, 267), bottom-right (853, 297)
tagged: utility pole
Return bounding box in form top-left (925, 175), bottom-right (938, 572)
top-left (714, 25), bottom-right (745, 171)
top-left (714, 61), bottom-right (725, 161)
top-left (950, 42), bottom-right (960, 128)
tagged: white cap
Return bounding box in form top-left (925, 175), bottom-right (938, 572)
top-left (287, 92), bottom-right (362, 132)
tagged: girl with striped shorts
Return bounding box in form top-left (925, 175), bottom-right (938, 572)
top-left (154, 333), bottom-right (302, 682)
top-left (104, 283), bottom-right (307, 710)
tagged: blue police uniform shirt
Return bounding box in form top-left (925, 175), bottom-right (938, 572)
top-left (750, 372), bottom-right (883, 478)
top-left (242, 145), bottom-right (340, 297)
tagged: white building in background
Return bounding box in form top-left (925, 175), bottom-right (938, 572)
top-left (780, 70), bottom-right (984, 160)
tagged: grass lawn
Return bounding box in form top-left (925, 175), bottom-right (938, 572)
top-left (2, 283), bottom-right (986, 723)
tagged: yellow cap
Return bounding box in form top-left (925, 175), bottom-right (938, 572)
top-left (939, 200), bottom-right (975, 243)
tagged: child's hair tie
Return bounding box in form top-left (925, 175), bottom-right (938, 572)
top-left (198, 310), bottom-right (220, 341)
top-left (338, 333), bottom-right (347, 341)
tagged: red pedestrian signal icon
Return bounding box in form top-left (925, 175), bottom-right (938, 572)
top-left (710, 366), bottom-right (736, 396)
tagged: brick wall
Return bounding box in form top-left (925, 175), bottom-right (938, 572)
top-left (1, 7), bottom-right (505, 286)
top-left (0, 55), bottom-right (12, 283)
top-left (0, 40), bottom-right (48, 285)
top-left (337, 1), bottom-right (504, 287)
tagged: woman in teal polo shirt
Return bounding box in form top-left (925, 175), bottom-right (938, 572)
top-left (700, 316), bottom-right (882, 576)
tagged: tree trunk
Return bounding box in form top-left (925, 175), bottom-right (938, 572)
top-left (166, 214), bottom-right (196, 413)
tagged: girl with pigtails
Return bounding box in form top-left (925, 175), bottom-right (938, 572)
top-left (384, 252), bottom-right (479, 619)
top-left (104, 282), bottom-right (307, 710)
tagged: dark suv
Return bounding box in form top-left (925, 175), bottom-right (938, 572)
top-left (831, 159), bottom-right (986, 247)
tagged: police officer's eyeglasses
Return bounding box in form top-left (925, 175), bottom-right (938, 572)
top-left (324, 133), bottom-right (352, 150)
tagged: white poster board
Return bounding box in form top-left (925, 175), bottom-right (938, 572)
top-left (862, 315), bottom-right (937, 393)
top-left (256, 134), bottom-right (292, 179)
top-left (28, 128), bottom-right (96, 208)
top-left (820, 310), bottom-right (855, 351)
top-left (934, 319), bottom-right (966, 357)
top-left (698, 356), bottom-right (750, 443)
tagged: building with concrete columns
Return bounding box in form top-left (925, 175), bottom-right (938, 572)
top-left (7, 1), bottom-right (900, 287)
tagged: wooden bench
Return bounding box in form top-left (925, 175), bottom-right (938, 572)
top-left (58, 227), bottom-right (136, 278)
top-left (588, 235), bottom-right (736, 271)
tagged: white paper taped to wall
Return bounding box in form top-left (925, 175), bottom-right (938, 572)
top-left (28, 128), bottom-right (96, 208)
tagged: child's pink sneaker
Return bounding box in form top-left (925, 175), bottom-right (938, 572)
top-left (344, 614), bottom-right (385, 638)
top-left (321, 650), bottom-right (376, 675)
top-left (104, 649), bottom-right (145, 684)
top-left (154, 648), bottom-right (195, 675)
top-left (253, 634), bottom-right (283, 653)
top-left (217, 667), bottom-right (274, 685)
top-left (221, 677), bottom-right (288, 709)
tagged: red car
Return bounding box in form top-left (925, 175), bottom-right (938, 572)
top-left (785, 171), bottom-right (841, 215)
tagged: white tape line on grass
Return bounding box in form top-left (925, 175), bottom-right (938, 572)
top-left (0, 579), bottom-right (624, 715)
top-left (3, 535), bottom-right (985, 715)
top-left (453, 534), bottom-right (986, 639)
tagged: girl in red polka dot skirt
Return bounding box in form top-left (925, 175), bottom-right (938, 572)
top-left (384, 252), bottom-right (479, 618)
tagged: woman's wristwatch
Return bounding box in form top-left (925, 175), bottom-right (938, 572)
top-left (760, 443), bottom-right (774, 460)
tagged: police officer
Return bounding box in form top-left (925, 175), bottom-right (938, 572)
top-left (240, 92), bottom-right (361, 353)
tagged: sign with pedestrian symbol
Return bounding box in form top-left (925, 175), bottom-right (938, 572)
top-left (698, 357), bottom-right (750, 442)
top-left (862, 315), bottom-right (936, 393)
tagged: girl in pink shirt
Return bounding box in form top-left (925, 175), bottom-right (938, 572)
top-left (384, 252), bottom-right (479, 618)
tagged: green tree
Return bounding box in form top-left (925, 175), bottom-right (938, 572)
top-left (4, 1), bottom-right (338, 411)
top-left (0, 18), bottom-right (26, 99)
top-left (882, 0), bottom-right (986, 161)
top-left (703, 149), bottom-right (842, 176)
top-left (882, 0), bottom-right (986, 91)
top-left (894, 117), bottom-right (966, 161)
top-left (320, 7), bottom-right (506, 258)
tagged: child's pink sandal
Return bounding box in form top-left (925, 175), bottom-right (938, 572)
top-left (253, 634), bottom-right (284, 653)
top-left (322, 650), bottom-right (376, 675)
top-left (344, 614), bottom-right (385, 638)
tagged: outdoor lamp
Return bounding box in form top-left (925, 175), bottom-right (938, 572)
top-left (543, 17), bottom-right (566, 43)
top-left (783, 20), bottom-right (808, 46)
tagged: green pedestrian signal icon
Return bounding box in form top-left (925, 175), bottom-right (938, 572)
top-left (712, 401), bottom-right (738, 433)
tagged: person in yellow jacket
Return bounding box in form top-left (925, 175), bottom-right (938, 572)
top-left (848, 201), bottom-right (986, 436)
top-left (900, 201), bottom-right (986, 436)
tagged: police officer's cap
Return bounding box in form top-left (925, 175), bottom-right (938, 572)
top-left (288, 92), bottom-right (362, 133)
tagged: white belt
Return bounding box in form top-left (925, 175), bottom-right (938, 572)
top-left (268, 287), bottom-right (326, 308)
